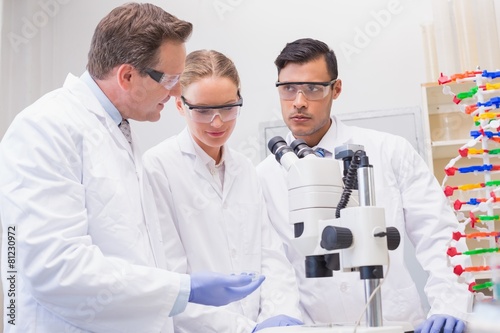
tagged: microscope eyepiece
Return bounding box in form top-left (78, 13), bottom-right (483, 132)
top-left (268, 136), bottom-right (294, 163)
top-left (268, 136), bottom-right (287, 154)
top-left (290, 139), bottom-right (316, 158)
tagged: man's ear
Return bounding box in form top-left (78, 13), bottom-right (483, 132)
top-left (332, 79), bottom-right (342, 100)
top-left (116, 64), bottom-right (135, 91)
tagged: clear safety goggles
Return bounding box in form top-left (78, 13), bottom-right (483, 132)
top-left (145, 68), bottom-right (180, 90)
top-left (275, 79), bottom-right (336, 101)
top-left (181, 93), bottom-right (243, 123)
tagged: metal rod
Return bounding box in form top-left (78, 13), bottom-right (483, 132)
top-left (357, 165), bottom-right (375, 207)
top-left (364, 278), bottom-right (383, 327)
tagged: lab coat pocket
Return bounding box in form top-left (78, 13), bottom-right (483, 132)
top-left (227, 202), bottom-right (262, 260)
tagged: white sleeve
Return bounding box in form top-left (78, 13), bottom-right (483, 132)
top-left (396, 139), bottom-right (473, 320)
top-left (142, 152), bottom-right (190, 273)
top-left (142, 152), bottom-right (192, 316)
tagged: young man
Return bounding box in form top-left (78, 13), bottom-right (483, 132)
top-left (257, 38), bottom-right (470, 333)
top-left (0, 4), bottom-right (263, 332)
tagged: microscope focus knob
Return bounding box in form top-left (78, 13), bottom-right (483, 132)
top-left (386, 227), bottom-right (401, 251)
top-left (321, 226), bottom-right (353, 251)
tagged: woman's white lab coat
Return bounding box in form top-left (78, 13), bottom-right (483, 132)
top-left (143, 128), bottom-right (302, 333)
top-left (256, 116), bottom-right (472, 328)
top-left (0, 74), bottom-right (183, 333)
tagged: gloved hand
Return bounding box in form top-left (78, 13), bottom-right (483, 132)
top-left (189, 272), bottom-right (265, 306)
top-left (252, 314), bottom-right (304, 332)
top-left (415, 314), bottom-right (466, 333)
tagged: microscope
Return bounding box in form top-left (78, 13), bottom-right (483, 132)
top-left (261, 137), bottom-right (405, 333)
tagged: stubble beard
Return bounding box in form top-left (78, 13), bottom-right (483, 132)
top-left (288, 117), bottom-right (330, 140)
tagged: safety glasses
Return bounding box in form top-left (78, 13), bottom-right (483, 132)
top-left (181, 93), bottom-right (243, 123)
top-left (145, 68), bottom-right (180, 90)
top-left (276, 79), bottom-right (336, 101)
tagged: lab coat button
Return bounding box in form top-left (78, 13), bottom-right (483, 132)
top-left (340, 282), bottom-right (350, 293)
top-left (231, 249), bottom-right (237, 257)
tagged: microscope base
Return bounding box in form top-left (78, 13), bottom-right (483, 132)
top-left (259, 325), bottom-right (405, 333)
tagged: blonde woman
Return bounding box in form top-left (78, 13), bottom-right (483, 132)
top-left (143, 50), bottom-right (303, 332)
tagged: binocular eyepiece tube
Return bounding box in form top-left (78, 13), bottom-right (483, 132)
top-left (290, 139), bottom-right (316, 158)
top-left (268, 136), bottom-right (299, 171)
top-left (268, 136), bottom-right (318, 170)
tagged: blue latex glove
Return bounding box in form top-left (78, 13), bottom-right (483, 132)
top-left (189, 272), bottom-right (265, 306)
top-left (252, 314), bottom-right (304, 332)
top-left (415, 314), bottom-right (466, 333)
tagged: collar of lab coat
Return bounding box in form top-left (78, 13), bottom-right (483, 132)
top-left (177, 128), bottom-right (239, 200)
top-left (191, 136), bottom-right (227, 168)
top-left (318, 116), bottom-right (356, 151)
top-left (63, 73), bottom-right (136, 159)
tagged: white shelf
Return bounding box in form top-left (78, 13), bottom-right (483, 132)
top-left (431, 139), bottom-right (468, 159)
top-left (432, 139), bottom-right (469, 147)
top-left (472, 271), bottom-right (493, 280)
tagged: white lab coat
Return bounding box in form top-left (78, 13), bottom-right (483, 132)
top-left (143, 128), bottom-right (302, 333)
top-left (0, 74), bottom-right (184, 333)
top-left (256, 116), bottom-right (472, 328)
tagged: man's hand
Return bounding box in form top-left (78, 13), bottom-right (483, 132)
top-left (415, 314), bottom-right (465, 333)
top-left (189, 272), bottom-right (265, 306)
top-left (253, 314), bottom-right (303, 332)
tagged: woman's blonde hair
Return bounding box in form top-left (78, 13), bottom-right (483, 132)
top-left (180, 50), bottom-right (240, 90)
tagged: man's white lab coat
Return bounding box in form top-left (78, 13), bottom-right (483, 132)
top-left (0, 74), bottom-right (184, 333)
top-left (256, 117), bottom-right (472, 328)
